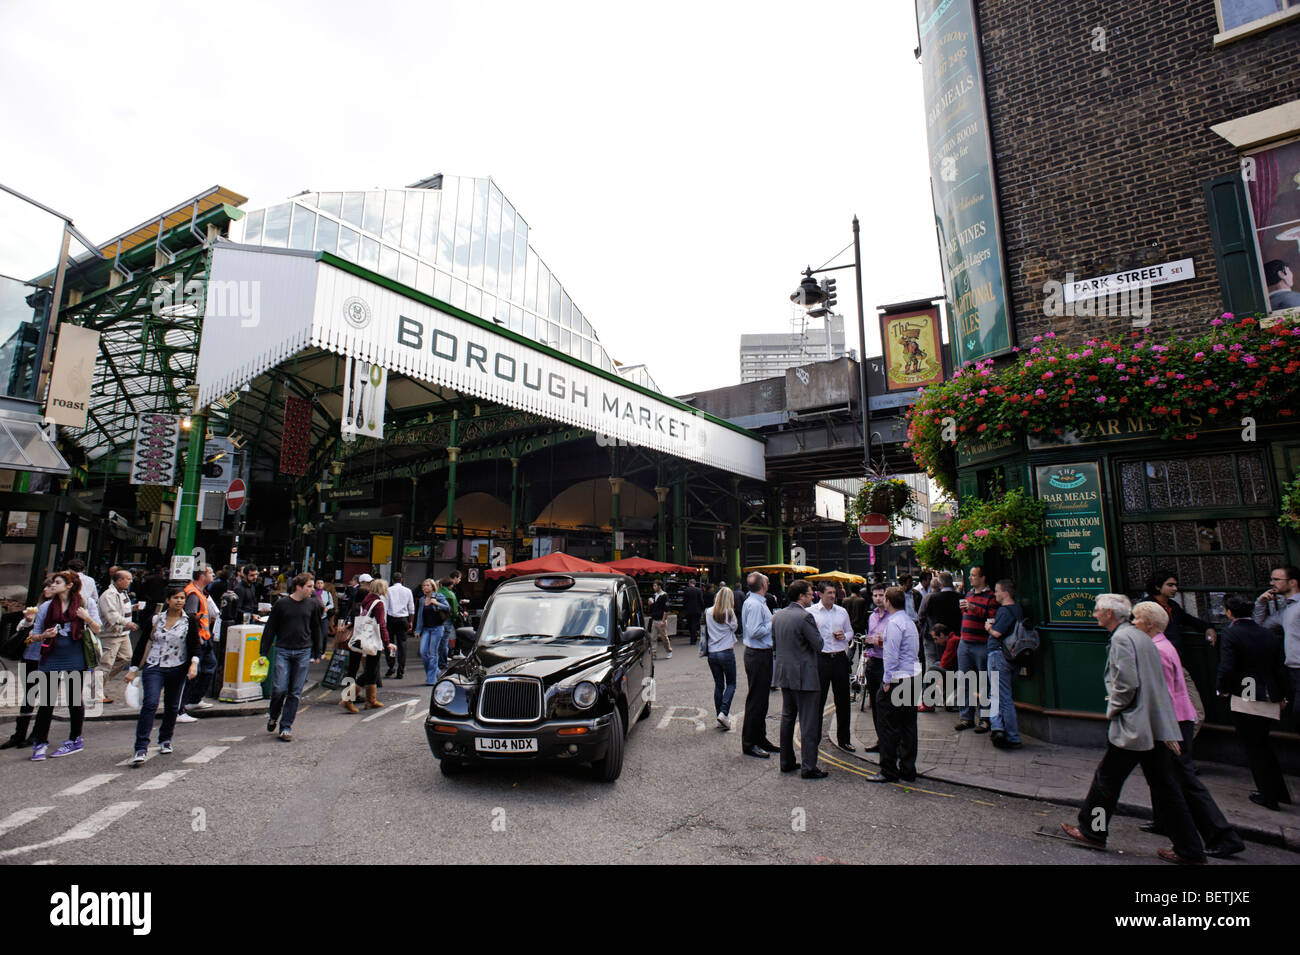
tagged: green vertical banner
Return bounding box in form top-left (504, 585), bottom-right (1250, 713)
top-left (1035, 462), bottom-right (1112, 624)
top-left (916, 0), bottom-right (1014, 366)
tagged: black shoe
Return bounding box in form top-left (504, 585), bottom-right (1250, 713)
top-left (800, 768), bottom-right (829, 779)
top-left (743, 745), bottom-right (770, 759)
top-left (974, 720), bottom-right (991, 734)
top-left (834, 741), bottom-right (856, 754)
top-left (1249, 792), bottom-right (1280, 811)
top-left (394, 670), bottom-right (404, 680)
top-left (759, 740), bottom-right (780, 753)
top-left (384, 668), bottom-right (396, 678)
top-left (267, 719), bottom-right (277, 734)
top-left (863, 744), bottom-right (880, 753)
top-left (867, 774), bottom-right (900, 783)
top-left (1205, 842), bottom-right (1246, 858)
top-left (1138, 823), bottom-right (1166, 835)
top-left (0, 734), bottom-right (28, 750)
top-left (899, 773), bottom-right (917, 782)
top-left (780, 763), bottom-right (800, 773)
top-left (954, 721), bottom-right (975, 731)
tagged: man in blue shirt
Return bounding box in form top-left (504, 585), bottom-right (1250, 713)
top-left (871, 587), bottom-right (922, 783)
top-left (985, 578), bottom-right (1024, 748)
top-left (740, 572), bottom-right (777, 759)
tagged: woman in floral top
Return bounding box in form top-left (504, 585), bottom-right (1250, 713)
top-left (126, 587), bottom-right (200, 765)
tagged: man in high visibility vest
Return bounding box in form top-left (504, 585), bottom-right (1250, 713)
top-left (177, 565), bottom-right (215, 723)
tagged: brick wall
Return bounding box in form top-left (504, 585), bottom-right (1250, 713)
top-left (974, 0), bottom-right (1300, 344)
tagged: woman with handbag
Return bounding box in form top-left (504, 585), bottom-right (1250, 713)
top-left (29, 571), bottom-right (102, 761)
top-left (415, 578), bottom-right (451, 686)
top-left (125, 587), bottom-right (201, 765)
top-left (1218, 594), bottom-right (1292, 810)
top-left (341, 578), bottom-right (390, 713)
top-left (2, 577), bottom-right (54, 750)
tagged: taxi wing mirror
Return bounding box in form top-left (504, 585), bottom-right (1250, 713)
top-left (455, 626), bottom-right (478, 651)
top-left (620, 625), bottom-right (647, 645)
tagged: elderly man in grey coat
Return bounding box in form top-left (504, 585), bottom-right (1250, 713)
top-left (1061, 593), bottom-right (1206, 864)
top-left (773, 580), bottom-right (827, 779)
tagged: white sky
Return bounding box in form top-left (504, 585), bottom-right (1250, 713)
top-left (0, 0), bottom-right (941, 398)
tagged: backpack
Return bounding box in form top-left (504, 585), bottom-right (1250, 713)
top-left (1003, 616), bottom-right (1040, 662)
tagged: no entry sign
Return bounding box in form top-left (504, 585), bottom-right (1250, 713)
top-left (858, 513), bottom-right (891, 546)
top-left (226, 478), bottom-right (247, 512)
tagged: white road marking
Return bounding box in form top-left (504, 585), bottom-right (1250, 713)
top-left (218, 736), bottom-right (246, 742)
top-left (0, 801), bottom-right (141, 860)
top-left (135, 770), bottom-right (191, 791)
top-left (362, 698), bottom-right (418, 722)
top-left (656, 705), bottom-right (709, 732)
top-left (31, 859), bottom-right (57, 865)
top-left (0, 806), bottom-right (55, 837)
top-left (182, 745), bottom-right (229, 764)
top-left (56, 774), bottom-right (121, 797)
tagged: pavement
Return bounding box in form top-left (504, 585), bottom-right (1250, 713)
top-left (833, 689), bottom-right (1300, 851)
top-left (0, 641), bottom-right (1295, 865)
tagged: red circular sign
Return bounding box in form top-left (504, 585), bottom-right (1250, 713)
top-left (226, 478), bottom-right (247, 512)
top-left (858, 513), bottom-right (891, 546)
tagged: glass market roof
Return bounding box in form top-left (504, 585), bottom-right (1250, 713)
top-left (237, 174), bottom-right (658, 392)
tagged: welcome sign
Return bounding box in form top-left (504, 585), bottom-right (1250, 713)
top-left (196, 245), bottom-right (765, 479)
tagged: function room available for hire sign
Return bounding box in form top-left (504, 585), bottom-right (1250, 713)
top-left (916, 0), bottom-right (1014, 366)
top-left (1034, 463), bottom-right (1112, 624)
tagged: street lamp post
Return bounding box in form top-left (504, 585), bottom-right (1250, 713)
top-left (790, 215), bottom-right (872, 472)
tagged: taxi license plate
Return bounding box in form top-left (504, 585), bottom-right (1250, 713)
top-left (475, 737), bottom-right (539, 753)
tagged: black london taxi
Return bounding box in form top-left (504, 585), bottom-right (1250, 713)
top-left (425, 572), bottom-right (654, 781)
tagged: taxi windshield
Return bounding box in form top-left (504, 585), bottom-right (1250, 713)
top-left (479, 591), bottom-right (612, 645)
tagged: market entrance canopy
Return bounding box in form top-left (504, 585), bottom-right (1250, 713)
top-left (195, 244), bottom-right (766, 479)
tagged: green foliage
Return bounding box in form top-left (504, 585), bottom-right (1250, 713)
top-left (914, 488), bottom-right (1052, 571)
top-left (848, 475), bottom-right (918, 531)
top-left (1281, 474), bottom-right (1300, 535)
top-left (905, 314), bottom-right (1300, 495)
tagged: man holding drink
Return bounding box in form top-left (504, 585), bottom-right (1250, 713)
top-left (811, 584), bottom-right (856, 754)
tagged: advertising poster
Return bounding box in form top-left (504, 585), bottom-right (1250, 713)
top-left (879, 307), bottom-right (946, 391)
top-left (1035, 462), bottom-right (1112, 625)
top-left (340, 357), bottom-right (388, 440)
top-left (916, 0), bottom-right (1014, 365)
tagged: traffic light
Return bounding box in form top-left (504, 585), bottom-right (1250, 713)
top-left (822, 278), bottom-right (837, 310)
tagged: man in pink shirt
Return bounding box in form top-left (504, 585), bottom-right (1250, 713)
top-left (1131, 602), bottom-right (1245, 858)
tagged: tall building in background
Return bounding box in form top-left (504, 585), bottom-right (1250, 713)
top-left (739, 315), bottom-right (847, 382)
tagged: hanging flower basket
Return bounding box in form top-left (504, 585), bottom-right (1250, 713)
top-left (914, 487), bottom-right (1051, 571)
top-left (850, 475), bottom-right (918, 530)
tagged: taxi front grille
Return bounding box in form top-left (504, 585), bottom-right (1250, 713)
top-left (478, 677), bottom-right (543, 723)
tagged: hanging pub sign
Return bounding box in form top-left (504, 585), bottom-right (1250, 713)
top-left (916, 0), bottom-right (1015, 366)
top-left (879, 306), bottom-right (946, 391)
top-left (129, 413), bottom-right (181, 486)
top-left (1034, 462), bottom-right (1112, 625)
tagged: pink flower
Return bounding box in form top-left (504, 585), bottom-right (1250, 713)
top-left (1213, 343), bottom-right (1226, 352)
top-left (1081, 348), bottom-right (1094, 357)
top-left (1210, 318), bottom-right (1224, 327)
top-left (974, 528), bottom-right (990, 538)
top-left (1096, 396), bottom-right (1108, 403)
top-left (1045, 331), bottom-right (1056, 338)
top-left (1222, 312), bottom-right (1234, 320)
top-left (1033, 335), bottom-right (1042, 342)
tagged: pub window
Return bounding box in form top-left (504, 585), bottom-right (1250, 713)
top-left (1243, 137), bottom-right (1300, 316)
top-left (1216, 0), bottom-right (1300, 36)
top-left (1116, 449), bottom-right (1282, 621)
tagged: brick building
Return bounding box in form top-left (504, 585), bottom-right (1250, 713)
top-left (914, 0), bottom-right (1300, 758)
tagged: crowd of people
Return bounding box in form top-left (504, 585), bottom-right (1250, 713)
top-left (2, 561), bottom-right (466, 762)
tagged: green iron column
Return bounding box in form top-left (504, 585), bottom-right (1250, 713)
top-left (727, 477), bottom-right (742, 585)
top-left (768, 485), bottom-right (784, 565)
top-left (509, 457), bottom-right (520, 557)
top-left (672, 471), bottom-right (687, 564)
top-left (654, 485), bottom-right (669, 561)
top-left (445, 413), bottom-right (459, 542)
top-left (174, 411), bottom-right (207, 560)
top-left (608, 476), bottom-right (623, 562)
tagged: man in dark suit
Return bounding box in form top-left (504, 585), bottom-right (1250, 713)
top-left (1219, 595), bottom-right (1292, 810)
top-left (773, 580), bottom-right (826, 779)
top-left (681, 579), bottom-right (706, 645)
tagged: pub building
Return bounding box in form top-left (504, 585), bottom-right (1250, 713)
top-left (914, 0), bottom-right (1300, 761)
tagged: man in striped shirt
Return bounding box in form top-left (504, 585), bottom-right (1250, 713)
top-left (955, 565), bottom-right (999, 733)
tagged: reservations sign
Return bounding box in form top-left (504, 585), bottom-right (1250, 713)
top-left (916, 0), bottom-right (1014, 366)
top-left (1035, 462), bottom-right (1112, 625)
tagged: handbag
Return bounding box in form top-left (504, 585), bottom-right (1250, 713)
top-left (0, 623), bottom-right (29, 661)
top-left (82, 630), bottom-right (102, 670)
top-left (348, 601), bottom-right (384, 657)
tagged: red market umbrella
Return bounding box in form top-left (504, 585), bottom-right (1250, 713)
top-left (485, 551), bottom-right (615, 579)
top-left (603, 556), bottom-right (700, 576)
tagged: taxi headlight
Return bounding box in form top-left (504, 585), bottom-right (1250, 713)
top-left (572, 681), bottom-right (599, 709)
top-left (433, 680), bottom-right (457, 707)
